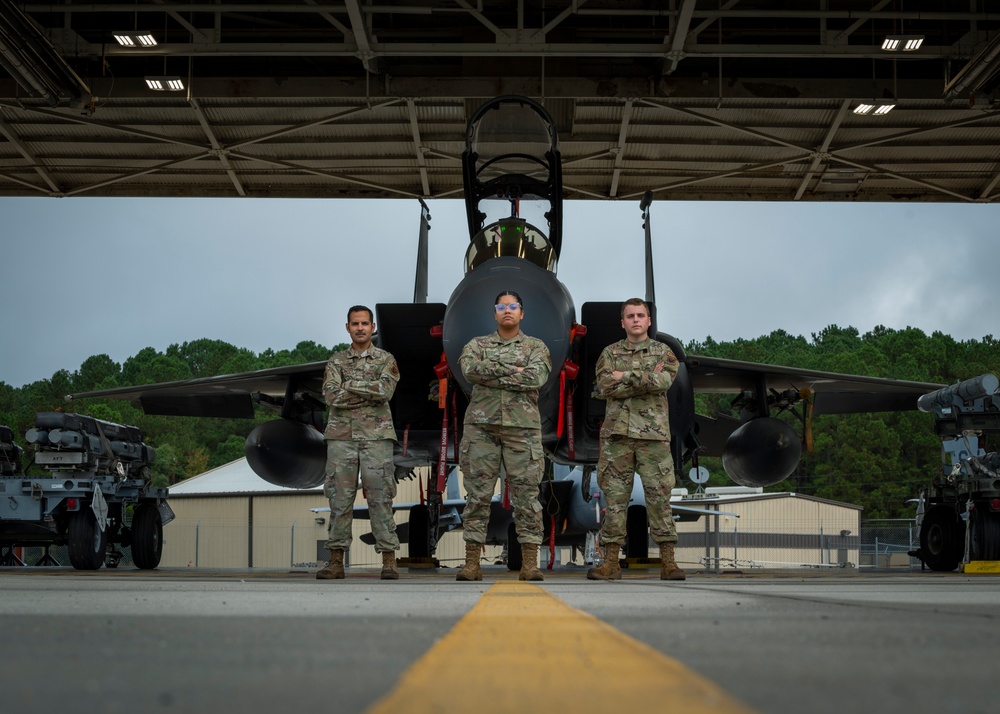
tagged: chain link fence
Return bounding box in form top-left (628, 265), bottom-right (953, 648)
top-left (859, 519), bottom-right (921, 571)
top-left (2, 515), bottom-right (928, 573)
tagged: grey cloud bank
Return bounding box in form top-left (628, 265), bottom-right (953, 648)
top-left (2, 196), bottom-right (997, 388)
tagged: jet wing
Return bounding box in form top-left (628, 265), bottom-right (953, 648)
top-left (66, 362), bottom-right (327, 418)
top-left (685, 354), bottom-right (943, 416)
top-left (68, 354), bottom-right (943, 425)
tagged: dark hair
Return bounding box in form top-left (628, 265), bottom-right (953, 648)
top-left (495, 290), bottom-right (524, 308)
top-left (346, 305), bottom-right (374, 323)
top-left (620, 297), bottom-right (649, 318)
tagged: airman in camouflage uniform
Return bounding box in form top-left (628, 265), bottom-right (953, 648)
top-left (455, 290), bottom-right (551, 582)
top-left (588, 297), bottom-right (686, 581)
top-left (316, 305), bottom-right (402, 581)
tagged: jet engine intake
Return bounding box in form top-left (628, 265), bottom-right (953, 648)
top-left (245, 419), bottom-right (326, 489)
top-left (721, 417), bottom-right (801, 487)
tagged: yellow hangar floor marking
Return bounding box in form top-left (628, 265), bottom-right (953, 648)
top-left (367, 580), bottom-right (756, 713)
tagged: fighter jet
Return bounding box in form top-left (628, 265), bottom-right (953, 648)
top-left (68, 96), bottom-right (943, 561)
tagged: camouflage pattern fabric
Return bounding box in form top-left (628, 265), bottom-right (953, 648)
top-left (459, 331), bottom-right (551, 429)
top-left (322, 345), bottom-right (399, 441)
top-left (595, 338), bottom-right (678, 441)
top-left (597, 436), bottom-right (678, 545)
top-left (322, 345), bottom-right (400, 552)
top-left (324, 438), bottom-right (399, 552)
top-left (459, 423), bottom-right (545, 546)
top-left (595, 337), bottom-right (680, 546)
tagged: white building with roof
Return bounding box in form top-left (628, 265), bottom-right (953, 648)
top-left (162, 459), bottom-right (862, 572)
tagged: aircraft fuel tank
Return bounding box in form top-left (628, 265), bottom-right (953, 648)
top-left (721, 416), bottom-right (801, 487)
top-left (245, 419), bottom-right (326, 489)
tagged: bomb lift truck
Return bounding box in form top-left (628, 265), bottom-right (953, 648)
top-left (911, 374), bottom-right (1000, 571)
top-left (0, 412), bottom-right (173, 570)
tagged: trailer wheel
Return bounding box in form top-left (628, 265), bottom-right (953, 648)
top-left (919, 506), bottom-right (963, 572)
top-left (970, 508), bottom-right (1000, 562)
top-left (131, 504), bottom-right (163, 570)
top-left (67, 510), bottom-right (107, 571)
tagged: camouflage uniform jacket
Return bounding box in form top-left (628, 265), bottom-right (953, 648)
top-left (322, 345), bottom-right (399, 441)
top-left (595, 337), bottom-right (679, 441)
top-left (460, 331), bottom-right (551, 429)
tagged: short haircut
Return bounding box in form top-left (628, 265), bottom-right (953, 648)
top-left (620, 297), bottom-right (649, 318)
top-left (495, 290), bottom-right (524, 308)
top-left (346, 305), bottom-right (374, 323)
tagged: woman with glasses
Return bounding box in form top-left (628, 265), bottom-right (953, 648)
top-left (455, 290), bottom-right (551, 581)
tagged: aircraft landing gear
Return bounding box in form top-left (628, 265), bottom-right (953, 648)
top-left (624, 505), bottom-right (649, 558)
top-left (506, 521), bottom-right (522, 571)
top-left (407, 504), bottom-right (432, 559)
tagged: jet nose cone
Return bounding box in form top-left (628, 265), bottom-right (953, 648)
top-left (442, 256), bottom-right (575, 396)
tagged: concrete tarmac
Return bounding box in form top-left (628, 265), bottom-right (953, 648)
top-left (0, 565), bottom-right (995, 714)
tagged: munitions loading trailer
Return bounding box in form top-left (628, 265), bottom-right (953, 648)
top-left (0, 412), bottom-right (173, 570)
top-left (911, 374), bottom-right (1000, 571)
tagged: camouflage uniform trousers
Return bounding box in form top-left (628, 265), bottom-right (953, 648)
top-left (597, 435), bottom-right (678, 546)
top-left (460, 423), bottom-right (545, 546)
top-left (324, 438), bottom-right (399, 552)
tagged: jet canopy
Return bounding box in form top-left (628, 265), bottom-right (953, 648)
top-left (465, 217), bottom-right (557, 273)
top-left (462, 96), bottom-right (563, 260)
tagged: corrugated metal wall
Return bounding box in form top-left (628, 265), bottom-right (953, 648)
top-left (162, 479), bottom-right (860, 571)
top-left (674, 495), bottom-right (861, 571)
top-left (162, 468), bottom-right (501, 569)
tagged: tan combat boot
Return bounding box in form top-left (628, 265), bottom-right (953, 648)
top-left (380, 551), bottom-right (399, 580)
top-left (659, 542), bottom-right (686, 581)
top-left (519, 543), bottom-right (544, 581)
top-left (456, 542), bottom-right (482, 581)
top-left (586, 543), bottom-right (622, 580)
top-left (316, 548), bottom-right (345, 579)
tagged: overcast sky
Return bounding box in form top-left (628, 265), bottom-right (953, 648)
top-left (2, 196), bottom-right (998, 388)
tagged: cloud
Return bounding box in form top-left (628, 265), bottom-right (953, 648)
top-left (1, 196), bottom-right (998, 387)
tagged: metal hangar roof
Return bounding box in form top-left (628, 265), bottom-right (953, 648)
top-left (1, 1), bottom-right (999, 203)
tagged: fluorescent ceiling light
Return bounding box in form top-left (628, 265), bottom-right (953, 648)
top-left (114, 32), bottom-right (157, 48)
top-left (882, 35), bottom-right (924, 52)
top-left (853, 101), bottom-right (895, 116)
top-left (145, 76), bottom-right (184, 91)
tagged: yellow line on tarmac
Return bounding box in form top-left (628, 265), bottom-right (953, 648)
top-left (367, 580), bottom-right (756, 713)
top-left (964, 561), bottom-right (1000, 574)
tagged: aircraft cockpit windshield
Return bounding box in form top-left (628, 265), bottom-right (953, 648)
top-left (462, 96), bottom-right (564, 259)
top-left (469, 101), bottom-right (555, 183)
top-left (465, 218), bottom-right (556, 273)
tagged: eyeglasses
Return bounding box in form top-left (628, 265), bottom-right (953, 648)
top-left (495, 303), bottom-right (521, 312)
